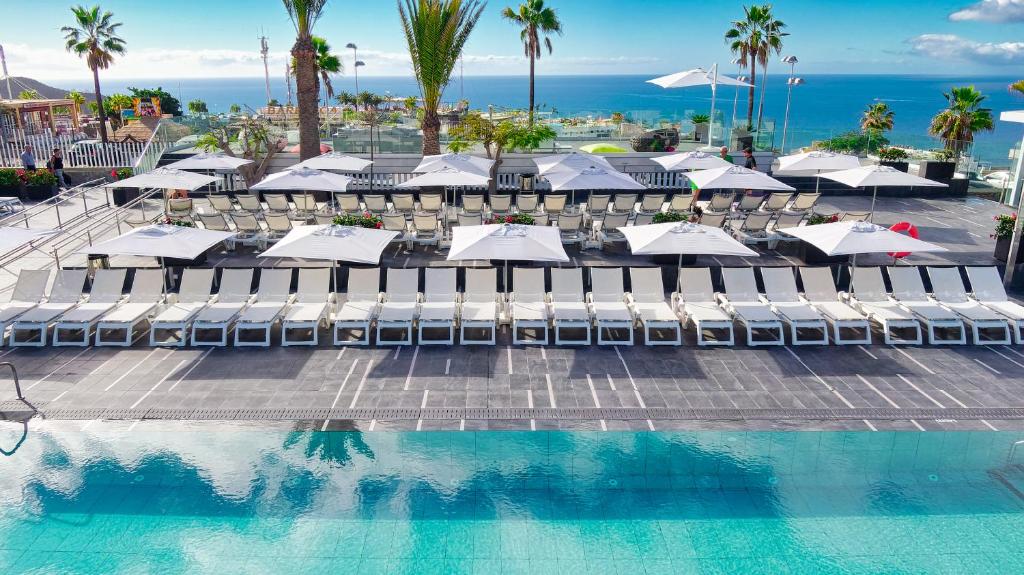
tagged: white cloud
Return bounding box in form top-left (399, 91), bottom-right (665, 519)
top-left (907, 34), bottom-right (1024, 64)
top-left (950, 0), bottom-right (1024, 22)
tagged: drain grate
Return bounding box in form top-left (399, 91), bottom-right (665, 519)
top-left (12, 405), bottom-right (1024, 422)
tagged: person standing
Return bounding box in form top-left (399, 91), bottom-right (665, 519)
top-left (743, 148), bottom-right (757, 170)
top-left (719, 146), bottom-right (734, 165)
top-left (20, 145), bottom-right (36, 171)
top-left (47, 148), bottom-right (69, 188)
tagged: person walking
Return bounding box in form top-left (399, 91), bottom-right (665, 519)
top-left (20, 145), bottom-right (36, 171)
top-left (47, 148), bottom-right (69, 189)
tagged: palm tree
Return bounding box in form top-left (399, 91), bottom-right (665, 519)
top-left (398, 0), bottom-right (485, 155)
top-left (291, 36), bottom-right (343, 103)
top-left (65, 90), bottom-right (86, 116)
top-left (62, 5), bottom-right (126, 144)
top-left (282, 0), bottom-right (329, 160)
top-left (501, 0), bottom-right (562, 125)
top-left (17, 90), bottom-right (41, 100)
top-left (928, 86), bottom-right (994, 156)
top-left (860, 102), bottom-right (894, 133)
top-left (1010, 80), bottom-right (1024, 97)
top-left (725, 4), bottom-right (785, 130)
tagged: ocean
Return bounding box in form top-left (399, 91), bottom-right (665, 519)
top-left (59, 74), bottom-right (1023, 165)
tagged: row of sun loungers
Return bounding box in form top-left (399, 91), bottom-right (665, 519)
top-left (0, 265), bottom-right (1020, 347)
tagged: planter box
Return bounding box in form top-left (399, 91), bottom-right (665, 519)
top-left (652, 254), bottom-right (697, 266)
top-left (994, 237), bottom-right (1024, 264)
top-left (24, 184), bottom-right (56, 201)
top-left (880, 161), bottom-right (909, 173)
top-left (0, 184), bottom-right (20, 198)
top-left (918, 161), bottom-right (955, 181)
top-left (112, 187), bottom-right (141, 207)
top-left (799, 242), bottom-right (849, 265)
top-left (164, 252), bottom-right (209, 268)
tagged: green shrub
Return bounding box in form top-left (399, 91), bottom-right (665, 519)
top-left (994, 213), bottom-right (1016, 240)
top-left (653, 212), bottom-right (688, 224)
top-left (486, 213), bottom-right (534, 225)
top-left (807, 213), bottom-right (840, 226)
top-left (816, 131), bottom-right (889, 154)
top-left (334, 213), bottom-right (383, 229)
top-left (0, 169), bottom-right (20, 187)
top-left (24, 170), bottom-right (56, 186)
top-left (877, 147), bottom-right (909, 161)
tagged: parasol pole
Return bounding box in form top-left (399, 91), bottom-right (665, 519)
top-left (868, 185), bottom-right (878, 223)
top-left (708, 64), bottom-right (718, 147)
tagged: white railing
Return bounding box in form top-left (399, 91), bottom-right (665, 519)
top-left (0, 129), bottom-right (147, 169)
top-left (132, 120), bottom-right (177, 175)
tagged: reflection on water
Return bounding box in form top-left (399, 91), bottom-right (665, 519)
top-left (2, 422), bottom-right (1024, 574)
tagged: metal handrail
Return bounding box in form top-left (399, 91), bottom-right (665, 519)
top-left (46, 187), bottom-right (163, 260)
top-left (1008, 440), bottom-right (1024, 466)
top-left (0, 177), bottom-right (108, 229)
top-left (0, 362), bottom-right (22, 400)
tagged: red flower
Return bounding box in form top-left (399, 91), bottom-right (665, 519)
top-left (505, 215), bottom-right (513, 223)
top-left (375, 222), bottom-right (383, 229)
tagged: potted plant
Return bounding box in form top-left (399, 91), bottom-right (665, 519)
top-left (22, 170), bottom-right (57, 201)
top-left (798, 213), bottom-right (848, 264)
top-left (110, 168), bottom-right (137, 207)
top-left (992, 213), bottom-right (1024, 263)
top-left (486, 214), bottom-right (535, 225)
top-left (691, 113), bottom-right (710, 143)
top-left (918, 148), bottom-right (956, 180)
top-left (334, 212), bottom-right (384, 229)
top-left (0, 169), bottom-right (21, 197)
top-left (877, 147), bottom-right (909, 172)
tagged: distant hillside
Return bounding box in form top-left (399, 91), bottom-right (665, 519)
top-left (4, 77), bottom-right (96, 102)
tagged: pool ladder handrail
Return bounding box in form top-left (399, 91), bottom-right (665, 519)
top-left (1007, 440), bottom-right (1024, 466)
top-left (0, 362), bottom-right (22, 400)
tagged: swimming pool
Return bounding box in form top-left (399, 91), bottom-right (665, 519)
top-left (2, 422), bottom-right (1024, 574)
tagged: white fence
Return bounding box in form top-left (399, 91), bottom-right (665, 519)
top-left (0, 130), bottom-right (147, 169)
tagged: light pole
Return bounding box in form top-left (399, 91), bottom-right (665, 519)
top-left (780, 56), bottom-right (803, 155)
top-left (730, 58), bottom-right (742, 131)
top-left (346, 43), bottom-right (361, 93)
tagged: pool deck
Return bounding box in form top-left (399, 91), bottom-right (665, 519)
top-left (1, 193), bottom-right (1023, 433)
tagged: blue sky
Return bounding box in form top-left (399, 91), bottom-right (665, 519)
top-left (4, 0), bottom-right (1024, 80)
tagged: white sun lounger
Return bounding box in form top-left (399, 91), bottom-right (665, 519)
top-left (149, 268), bottom-right (216, 347)
top-left (9, 269), bottom-right (87, 347)
top-left (888, 266), bottom-right (966, 345)
top-left (675, 267), bottom-right (734, 346)
top-left (460, 268), bottom-right (499, 345)
top-left (0, 269), bottom-right (50, 343)
top-left (94, 269), bottom-right (164, 346)
top-left (281, 268), bottom-right (332, 346)
top-left (798, 267), bottom-right (871, 345)
top-left (718, 268), bottom-right (785, 346)
top-left (927, 266), bottom-right (1011, 345)
top-left (233, 269), bottom-right (294, 347)
top-left (333, 267), bottom-right (381, 346)
top-left (588, 267), bottom-right (634, 346)
top-left (759, 267), bottom-right (829, 346)
top-left (377, 268), bottom-right (419, 346)
top-left (191, 268), bottom-right (256, 346)
top-left (52, 269), bottom-right (127, 346)
top-left (845, 267), bottom-right (922, 345)
top-left (966, 266), bottom-right (1024, 343)
top-left (627, 267), bottom-right (681, 346)
top-left (510, 267), bottom-right (550, 345)
top-left (550, 268), bottom-right (592, 346)
top-left (418, 268), bottom-right (457, 345)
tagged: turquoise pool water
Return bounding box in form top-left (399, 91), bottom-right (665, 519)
top-left (2, 423), bottom-right (1024, 574)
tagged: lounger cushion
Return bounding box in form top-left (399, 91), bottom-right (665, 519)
top-left (419, 302), bottom-right (456, 322)
top-left (730, 303), bottom-right (779, 323)
top-left (152, 302), bottom-right (207, 324)
top-left (101, 303), bottom-right (156, 323)
top-left (195, 302), bottom-right (247, 324)
top-left (16, 303), bottom-right (76, 323)
top-left (379, 302), bottom-right (417, 322)
top-left (944, 301), bottom-right (1005, 322)
top-left (683, 302), bottom-right (731, 323)
top-left (285, 302), bottom-right (328, 323)
top-left (512, 301), bottom-right (549, 321)
top-left (335, 301), bottom-right (377, 322)
top-left (901, 301), bottom-right (960, 321)
top-left (237, 302), bottom-right (287, 324)
top-left (461, 302), bottom-right (496, 323)
top-left (813, 301), bottom-right (865, 322)
top-left (859, 301), bottom-right (915, 322)
top-left (57, 302), bottom-right (118, 323)
top-left (552, 301), bottom-right (589, 322)
top-left (0, 303), bottom-right (38, 323)
top-left (592, 302), bottom-right (632, 322)
top-left (633, 302), bottom-right (677, 322)
top-left (985, 300), bottom-right (1024, 321)
top-left (771, 302), bottom-right (824, 322)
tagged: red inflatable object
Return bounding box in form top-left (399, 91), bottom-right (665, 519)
top-left (887, 221), bottom-right (918, 259)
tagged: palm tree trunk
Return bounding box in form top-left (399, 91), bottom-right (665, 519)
top-left (293, 37), bottom-right (320, 161)
top-left (91, 66), bottom-right (108, 144)
top-left (756, 61), bottom-right (768, 131)
top-left (422, 109), bottom-right (441, 156)
top-left (746, 62), bottom-right (756, 129)
top-left (528, 53), bottom-right (536, 126)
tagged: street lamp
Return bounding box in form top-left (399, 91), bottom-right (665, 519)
top-left (730, 58), bottom-right (743, 131)
top-left (780, 56), bottom-right (803, 154)
top-left (346, 43), bottom-right (361, 93)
